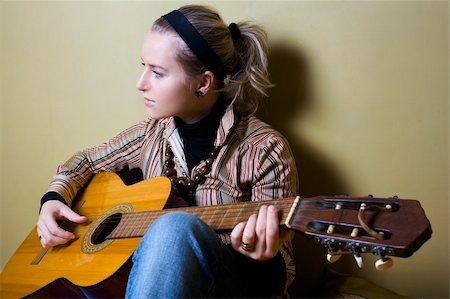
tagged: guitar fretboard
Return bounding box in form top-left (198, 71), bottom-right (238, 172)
top-left (107, 198), bottom-right (296, 239)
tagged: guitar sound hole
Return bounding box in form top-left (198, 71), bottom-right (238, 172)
top-left (91, 213), bottom-right (122, 245)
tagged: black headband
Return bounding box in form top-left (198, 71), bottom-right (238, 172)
top-left (162, 10), bottom-right (225, 79)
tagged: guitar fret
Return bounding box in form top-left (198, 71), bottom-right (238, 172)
top-left (231, 202), bottom-right (242, 228)
top-left (207, 206), bottom-right (222, 229)
top-left (126, 213), bottom-right (137, 237)
top-left (122, 214), bottom-right (131, 238)
top-left (128, 217), bottom-right (141, 239)
top-left (139, 213), bottom-right (153, 236)
top-left (136, 213), bottom-right (149, 239)
top-left (196, 207), bottom-right (205, 224)
top-left (218, 206), bottom-right (228, 229)
top-left (113, 213), bottom-right (126, 238)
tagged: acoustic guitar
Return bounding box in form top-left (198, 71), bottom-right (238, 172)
top-left (0, 172), bottom-right (432, 298)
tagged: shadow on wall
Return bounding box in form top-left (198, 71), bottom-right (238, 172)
top-left (256, 43), bottom-right (353, 297)
top-left (257, 43), bottom-right (349, 197)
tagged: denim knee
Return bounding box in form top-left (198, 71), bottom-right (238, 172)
top-left (136, 211), bottom-right (210, 252)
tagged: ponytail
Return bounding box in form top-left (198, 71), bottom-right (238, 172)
top-left (222, 21), bottom-right (273, 115)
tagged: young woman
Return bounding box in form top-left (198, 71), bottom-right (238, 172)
top-left (37, 5), bottom-right (299, 298)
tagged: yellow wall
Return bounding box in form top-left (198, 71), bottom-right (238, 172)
top-left (1, 1), bottom-right (448, 298)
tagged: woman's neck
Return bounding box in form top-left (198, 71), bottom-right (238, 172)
top-left (174, 98), bottom-right (229, 172)
top-left (178, 90), bottom-right (220, 124)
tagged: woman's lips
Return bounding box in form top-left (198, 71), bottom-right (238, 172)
top-left (144, 97), bottom-right (155, 108)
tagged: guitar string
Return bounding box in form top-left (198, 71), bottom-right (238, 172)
top-left (74, 199), bottom-right (391, 219)
top-left (109, 214), bottom-right (384, 242)
top-left (111, 200), bottom-right (297, 235)
top-left (104, 200), bottom-right (298, 238)
top-left (117, 206), bottom-right (384, 240)
top-left (73, 199), bottom-right (390, 239)
top-left (101, 202), bottom-right (375, 238)
top-left (81, 200), bottom-right (366, 229)
top-left (74, 198), bottom-right (302, 218)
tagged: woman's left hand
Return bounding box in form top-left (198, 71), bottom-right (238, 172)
top-left (230, 205), bottom-right (293, 261)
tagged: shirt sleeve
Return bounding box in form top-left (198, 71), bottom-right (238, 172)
top-left (248, 132), bottom-right (299, 288)
top-left (45, 120), bottom-right (153, 206)
top-left (40, 191), bottom-right (68, 211)
top-left (246, 133), bottom-right (299, 202)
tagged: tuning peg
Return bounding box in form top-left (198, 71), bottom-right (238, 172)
top-left (350, 242), bottom-right (364, 268)
top-left (327, 253), bottom-right (342, 263)
top-left (353, 253), bottom-right (363, 268)
top-left (326, 203), bottom-right (342, 234)
top-left (375, 257), bottom-right (393, 271)
top-left (324, 238), bottom-right (341, 263)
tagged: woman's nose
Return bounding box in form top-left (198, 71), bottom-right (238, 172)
top-left (136, 70), bottom-right (149, 91)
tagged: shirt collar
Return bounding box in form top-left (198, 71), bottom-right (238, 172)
top-left (159, 101), bottom-right (240, 146)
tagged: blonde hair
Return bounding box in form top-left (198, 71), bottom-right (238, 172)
top-left (152, 5), bottom-right (272, 116)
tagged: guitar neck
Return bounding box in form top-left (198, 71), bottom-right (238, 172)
top-left (108, 198), bottom-right (297, 239)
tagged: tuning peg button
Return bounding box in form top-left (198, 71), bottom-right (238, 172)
top-left (375, 257), bottom-right (393, 271)
top-left (353, 253), bottom-right (363, 268)
top-left (327, 253), bottom-right (342, 263)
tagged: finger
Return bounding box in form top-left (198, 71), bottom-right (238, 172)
top-left (59, 208), bottom-right (87, 224)
top-left (37, 227), bottom-right (45, 247)
top-left (230, 222), bottom-right (246, 251)
top-left (264, 205), bottom-right (280, 257)
top-left (241, 213), bottom-right (257, 246)
top-left (255, 205), bottom-right (268, 251)
top-left (36, 227), bottom-right (42, 238)
top-left (37, 218), bottom-right (51, 239)
top-left (41, 233), bottom-right (72, 248)
top-left (37, 223), bottom-right (54, 248)
top-left (44, 218), bottom-right (76, 240)
top-left (48, 223), bottom-right (75, 240)
top-left (39, 234), bottom-right (46, 247)
top-left (40, 221), bottom-right (75, 248)
top-left (36, 227), bottom-right (46, 241)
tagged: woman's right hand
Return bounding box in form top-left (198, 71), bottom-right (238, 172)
top-left (37, 200), bottom-right (87, 248)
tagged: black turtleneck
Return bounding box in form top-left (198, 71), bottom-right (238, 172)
top-left (174, 99), bottom-right (228, 173)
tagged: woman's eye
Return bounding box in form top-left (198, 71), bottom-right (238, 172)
top-left (140, 62), bottom-right (162, 77)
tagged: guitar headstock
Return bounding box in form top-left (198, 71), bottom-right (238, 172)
top-left (285, 195), bottom-right (432, 270)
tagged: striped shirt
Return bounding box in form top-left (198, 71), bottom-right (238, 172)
top-left (46, 103), bottom-right (299, 289)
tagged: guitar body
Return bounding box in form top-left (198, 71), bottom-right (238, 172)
top-left (0, 173), bottom-right (172, 298)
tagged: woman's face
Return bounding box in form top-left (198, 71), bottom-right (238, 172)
top-left (137, 31), bottom-right (201, 123)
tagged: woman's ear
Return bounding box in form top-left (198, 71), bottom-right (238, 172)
top-left (196, 71), bottom-right (215, 96)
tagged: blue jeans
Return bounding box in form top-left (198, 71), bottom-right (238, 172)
top-left (125, 212), bottom-right (286, 298)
